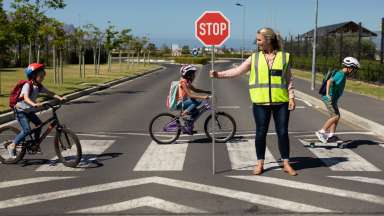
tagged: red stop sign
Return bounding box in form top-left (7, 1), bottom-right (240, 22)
top-left (195, 11), bottom-right (230, 47)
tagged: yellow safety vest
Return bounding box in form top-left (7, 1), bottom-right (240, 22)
top-left (249, 51), bottom-right (290, 104)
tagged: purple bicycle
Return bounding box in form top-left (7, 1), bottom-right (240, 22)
top-left (149, 98), bottom-right (236, 144)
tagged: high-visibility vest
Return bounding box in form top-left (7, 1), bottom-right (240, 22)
top-left (249, 51), bottom-right (290, 104)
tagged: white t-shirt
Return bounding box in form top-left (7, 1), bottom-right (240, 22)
top-left (16, 82), bottom-right (47, 112)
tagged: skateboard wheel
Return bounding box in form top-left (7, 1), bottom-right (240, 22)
top-left (309, 143), bottom-right (315, 148)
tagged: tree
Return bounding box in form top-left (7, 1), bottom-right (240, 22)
top-left (104, 23), bottom-right (118, 72)
top-left (84, 23), bottom-right (102, 75)
top-left (160, 43), bottom-right (171, 56)
top-left (0, 0), bottom-right (12, 67)
top-left (181, 45), bottom-right (190, 55)
top-left (10, 0), bottom-right (66, 65)
top-left (116, 28), bottom-right (132, 70)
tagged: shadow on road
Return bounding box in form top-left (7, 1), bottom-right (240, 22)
top-left (19, 152), bottom-right (123, 169)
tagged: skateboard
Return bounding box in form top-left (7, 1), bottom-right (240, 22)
top-left (309, 139), bottom-right (352, 149)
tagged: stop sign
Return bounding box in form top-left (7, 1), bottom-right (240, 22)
top-left (195, 11), bottom-right (230, 47)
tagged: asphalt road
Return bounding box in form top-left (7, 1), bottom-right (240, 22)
top-left (0, 61), bottom-right (383, 215)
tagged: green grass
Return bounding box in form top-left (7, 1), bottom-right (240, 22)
top-left (292, 69), bottom-right (384, 100)
top-left (0, 63), bottom-right (160, 113)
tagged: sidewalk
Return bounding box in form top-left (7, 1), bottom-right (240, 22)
top-left (294, 77), bottom-right (384, 135)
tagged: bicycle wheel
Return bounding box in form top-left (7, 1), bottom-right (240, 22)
top-left (54, 127), bottom-right (82, 168)
top-left (0, 126), bottom-right (26, 164)
top-left (149, 113), bottom-right (181, 144)
top-left (204, 112), bottom-right (236, 143)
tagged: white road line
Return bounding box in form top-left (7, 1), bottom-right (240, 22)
top-left (299, 139), bottom-right (380, 171)
top-left (36, 140), bottom-right (115, 171)
top-left (226, 139), bottom-right (280, 170)
top-left (217, 106), bottom-right (240, 109)
top-left (133, 141), bottom-right (188, 171)
top-left (76, 133), bottom-right (119, 138)
top-left (295, 98), bottom-right (313, 107)
top-left (328, 176), bottom-right (384, 186)
top-left (229, 175), bottom-right (384, 206)
top-left (0, 176), bottom-right (333, 213)
top-left (0, 177), bottom-right (75, 189)
top-left (69, 196), bottom-right (207, 214)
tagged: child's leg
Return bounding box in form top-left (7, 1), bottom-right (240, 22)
top-left (11, 111), bottom-right (32, 149)
top-left (27, 112), bottom-right (43, 141)
top-left (321, 116), bottom-right (340, 131)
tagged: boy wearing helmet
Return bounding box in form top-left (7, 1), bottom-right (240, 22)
top-left (7, 63), bottom-right (65, 159)
top-left (177, 65), bottom-right (211, 128)
top-left (316, 57), bottom-right (360, 143)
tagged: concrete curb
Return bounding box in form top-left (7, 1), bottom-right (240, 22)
top-left (0, 66), bottom-right (165, 125)
top-left (295, 90), bottom-right (384, 140)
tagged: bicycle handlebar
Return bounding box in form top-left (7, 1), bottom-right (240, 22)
top-left (42, 101), bottom-right (64, 112)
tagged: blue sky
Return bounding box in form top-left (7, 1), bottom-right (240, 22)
top-left (3, 0), bottom-right (383, 49)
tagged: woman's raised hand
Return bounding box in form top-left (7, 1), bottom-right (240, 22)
top-left (209, 70), bottom-right (218, 78)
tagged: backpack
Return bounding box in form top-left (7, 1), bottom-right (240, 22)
top-left (9, 80), bottom-right (42, 108)
top-left (166, 81), bottom-right (179, 110)
top-left (318, 70), bottom-right (337, 96)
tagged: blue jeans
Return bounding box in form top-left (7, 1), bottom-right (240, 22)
top-left (252, 103), bottom-right (290, 160)
top-left (178, 98), bottom-right (201, 119)
top-left (13, 110), bottom-right (42, 145)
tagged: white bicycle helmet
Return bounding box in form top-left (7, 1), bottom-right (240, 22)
top-left (342, 57), bottom-right (360, 69)
top-left (180, 64), bottom-right (197, 78)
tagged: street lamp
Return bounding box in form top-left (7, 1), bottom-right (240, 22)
top-left (311, 0), bottom-right (319, 91)
top-left (235, 2), bottom-right (245, 62)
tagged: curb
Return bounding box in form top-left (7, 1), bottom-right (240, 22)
top-left (0, 66), bottom-right (165, 125)
top-left (295, 90), bottom-right (384, 140)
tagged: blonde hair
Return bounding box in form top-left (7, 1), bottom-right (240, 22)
top-left (257, 27), bottom-right (283, 51)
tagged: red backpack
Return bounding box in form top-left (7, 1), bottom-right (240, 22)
top-left (9, 80), bottom-right (42, 109)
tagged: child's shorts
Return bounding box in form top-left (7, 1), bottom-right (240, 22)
top-left (323, 97), bottom-right (340, 118)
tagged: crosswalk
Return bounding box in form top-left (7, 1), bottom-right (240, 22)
top-left (1, 137), bottom-right (383, 214)
top-left (0, 174), bottom-right (383, 214)
top-left (28, 137), bottom-right (383, 173)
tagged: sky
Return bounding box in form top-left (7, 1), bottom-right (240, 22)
top-left (3, 0), bottom-right (383, 49)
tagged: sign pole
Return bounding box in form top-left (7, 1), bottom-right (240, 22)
top-left (211, 45), bottom-right (215, 175)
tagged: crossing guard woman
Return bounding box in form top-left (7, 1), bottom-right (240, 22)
top-left (210, 27), bottom-right (297, 176)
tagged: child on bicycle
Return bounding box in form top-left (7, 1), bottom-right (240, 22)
top-left (316, 57), bottom-right (360, 143)
top-left (177, 65), bottom-right (211, 126)
top-left (7, 63), bottom-right (65, 159)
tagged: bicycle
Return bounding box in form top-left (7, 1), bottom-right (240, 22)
top-left (149, 98), bottom-right (236, 144)
top-left (0, 103), bottom-right (82, 168)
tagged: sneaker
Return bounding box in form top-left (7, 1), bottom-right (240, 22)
top-left (7, 145), bottom-right (17, 159)
top-left (315, 131), bottom-right (328, 143)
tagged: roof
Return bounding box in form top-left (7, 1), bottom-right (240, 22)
top-left (300, 21), bottom-right (377, 38)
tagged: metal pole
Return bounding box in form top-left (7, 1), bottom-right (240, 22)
top-left (311, 0), bottom-right (318, 91)
top-left (242, 6), bottom-right (245, 62)
top-left (211, 45), bottom-right (215, 175)
top-left (381, 18), bottom-right (384, 64)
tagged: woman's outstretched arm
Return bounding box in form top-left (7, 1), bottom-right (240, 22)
top-left (213, 56), bottom-right (252, 79)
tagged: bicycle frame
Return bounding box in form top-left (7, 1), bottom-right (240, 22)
top-left (163, 99), bottom-right (212, 132)
top-left (17, 104), bottom-right (62, 147)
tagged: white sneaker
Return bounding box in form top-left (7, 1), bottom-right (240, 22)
top-left (315, 131), bottom-right (328, 143)
top-left (7, 145), bottom-right (17, 159)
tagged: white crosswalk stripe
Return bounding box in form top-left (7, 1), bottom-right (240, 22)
top-left (0, 176), bottom-right (333, 213)
top-left (0, 177), bottom-right (75, 189)
top-left (299, 139), bottom-right (381, 171)
top-left (328, 176), bottom-right (384, 186)
top-left (36, 140), bottom-right (115, 171)
top-left (226, 139), bottom-right (280, 170)
top-left (134, 140), bottom-right (188, 171)
top-left (229, 175), bottom-right (384, 206)
top-left (69, 196), bottom-right (208, 214)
